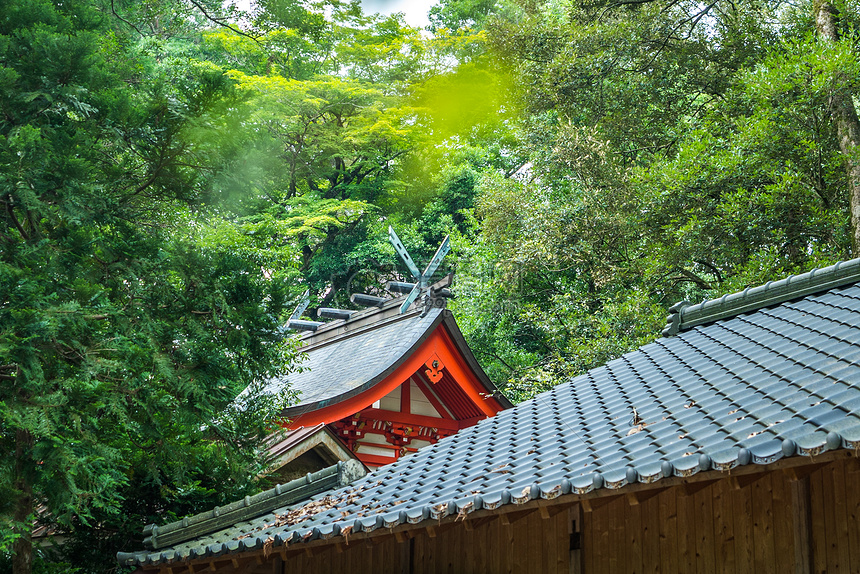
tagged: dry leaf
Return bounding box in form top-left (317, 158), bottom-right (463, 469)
top-left (341, 525), bottom-right (352, 545)
top-left (456, 501), bottom-right (474, 521)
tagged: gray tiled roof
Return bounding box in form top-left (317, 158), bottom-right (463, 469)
top-left (137, 461), bottom-right (366, 552)
top-left (119, 263), bottom-right (860, 568)
top-left (263, 307), bottom-right (444, 414)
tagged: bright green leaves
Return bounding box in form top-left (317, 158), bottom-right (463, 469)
top-left (228, 71), bottom-right (414, 202)
top-left (745, 35), bottom-right (860, 105)
top-left (253, 0), bottom-right (329, 39)
top-left (239, 195), bottom-right (379, 288)
top-left (452, 181), bottom-right (666, 403)
top-left (246, 197), bottom-right (376, 243)
top-left (428, 0), bottom-right (503, 32)
top-left (633, 31), bottom-right (854, 293)
top-left (437, 0), bottom-right (860, 402)
top-left (335, 13), bottom-right (425, 85)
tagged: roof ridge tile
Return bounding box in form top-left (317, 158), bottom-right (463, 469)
top-left (137, 460), bottom-right (365, 552)
top-left (662, 258), bottom-right (860, 337)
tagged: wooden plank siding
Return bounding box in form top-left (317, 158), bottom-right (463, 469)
top-left (206, 457), bottom-right (860, 574)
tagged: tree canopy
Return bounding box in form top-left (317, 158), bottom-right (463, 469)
top-left (2, 0), bottom-right (860, 571)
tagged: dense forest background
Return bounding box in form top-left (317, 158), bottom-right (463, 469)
top-left (2, 0), bottom-right (859, 571)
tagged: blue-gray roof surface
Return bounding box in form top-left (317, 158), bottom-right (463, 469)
top-left (263, 307), bottom-right (444, 411)
top-left (120, 267), bottom-right (860, 568)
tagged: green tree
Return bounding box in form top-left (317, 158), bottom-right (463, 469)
top-left (0, 2), bottom-right (299, 572)
top-left (428, 0), bottom-right (510, 32)
top-left (445, 0), bottom-right (857, 398)
top-left (813, 0), bottom-right (860, 253)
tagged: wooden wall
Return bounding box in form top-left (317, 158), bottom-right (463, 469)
top-left (581, 456), bottom-right (860, 574)
top-left (242, 456), bottom-right (860, 574)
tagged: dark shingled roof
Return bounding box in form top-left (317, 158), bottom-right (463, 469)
top-left (256, 303), bottom-right (511, 417)
top-left (119, 259), bottom-right (860, 568)
top-left (271, 306), bottom-right (444, 414)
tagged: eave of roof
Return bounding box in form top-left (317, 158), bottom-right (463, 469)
top-left (119, 262), bottom-right (860, 569)
top-left (279, 307), bottom-right (446, 417)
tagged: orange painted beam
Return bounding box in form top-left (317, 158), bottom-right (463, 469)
top-left (432, 326), bottom-right (501, 417)
top-left (358, 408), bottom-right (463, 432)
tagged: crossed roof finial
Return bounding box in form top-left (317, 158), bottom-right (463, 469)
top-left (388, 226), bottom-right (450, 314)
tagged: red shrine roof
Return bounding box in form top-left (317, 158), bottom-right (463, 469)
top-left (259, 299), bottom-right (512, 428)
top-left (250, 290), bottom-right (511, 471)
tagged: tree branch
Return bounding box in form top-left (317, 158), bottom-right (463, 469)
top-left (673, 268), bottom-right (713, 289)
top-left (185, 0), bottom-right (263, 46)
top-left (5, 195), bottom-right (30, 241)
top-left (110, 0), bottom-right (146, 37)
top-left (472, 347), bottom-right (516, 372)
top-left (693, 259), bottom-right (723, 283)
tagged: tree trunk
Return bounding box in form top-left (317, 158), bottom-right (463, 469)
top-left (815, 0), bottom-right (860, 255)
top-left (12, 428), bottom-right (34, 574)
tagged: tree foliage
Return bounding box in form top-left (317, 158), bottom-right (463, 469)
top-left (446, 0), bottom-right (858, 397)
top-left (3, 0), bottom-right (860, 571)
top-left (0, 1), bottom-right (300, 572)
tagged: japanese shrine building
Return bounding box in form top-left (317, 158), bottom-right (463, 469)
top-left (122, 258), bottom-right (860, 574)
top-left (262, 290), bottom-right (512, 475)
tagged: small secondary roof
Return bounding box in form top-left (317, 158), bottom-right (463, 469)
top-left (257, 304), bottom-right (510, 418)
top-left (119, 258), bottom-right (860, 568)
top-left (134, 461), bottom-right (366, 555)
top-left (273, 307), bottom-right (442, 413)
